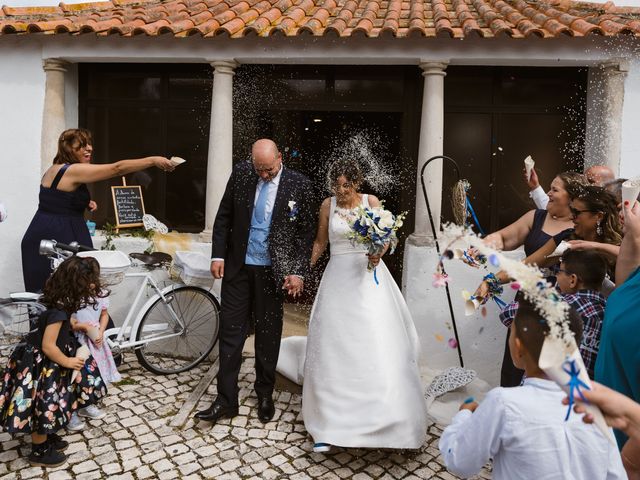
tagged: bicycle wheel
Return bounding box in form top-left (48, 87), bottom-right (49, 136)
top-left (0, 300), bottom-right (43, 337)
top-left (135, 286), bottom-right (220, 374)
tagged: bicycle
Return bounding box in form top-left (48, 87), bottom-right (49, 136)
top-left (0, 295), bottom-right (48, 363)
top-left (1, 240), bottom-right (220, 375)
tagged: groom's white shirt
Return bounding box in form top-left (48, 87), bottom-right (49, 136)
top-left (212, 165), bottom-right (283, 263)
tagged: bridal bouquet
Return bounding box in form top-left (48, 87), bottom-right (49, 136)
top-left (345, 204), bottom-right (406, 281)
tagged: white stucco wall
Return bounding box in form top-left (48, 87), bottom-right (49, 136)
top-left (620, 59), bottom-right (640, 179)
top-left (0, 41), bottom-right (46, 295)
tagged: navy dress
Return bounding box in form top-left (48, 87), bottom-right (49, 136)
top-left (21, 164), bottom-right (93, 292)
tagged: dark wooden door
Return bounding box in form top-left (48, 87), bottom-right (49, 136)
top-left (442, 66), bottom-right (587, 233)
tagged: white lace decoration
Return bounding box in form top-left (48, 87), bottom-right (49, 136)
top-left (142, 214), bottom-right (168, 234)
top-left (425, 367), bottom-right (477, 398)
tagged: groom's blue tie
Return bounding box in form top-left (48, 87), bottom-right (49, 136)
top-left (254, 180), bottom-right (271, 223)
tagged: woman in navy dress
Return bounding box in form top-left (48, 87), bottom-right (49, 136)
top-left (21, 128), bottom-right (176, 292)
top-left (480, 171), bottom-right (587, 386)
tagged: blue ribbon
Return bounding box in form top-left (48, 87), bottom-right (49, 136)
top-left (493, 296), bottom-right (507, 309)
top-left (466, 196), bottom-right (485, 236)
top-left (373, 267), bottom-right (379, 285)
top-left (563, 359), bottom-right (590, 421)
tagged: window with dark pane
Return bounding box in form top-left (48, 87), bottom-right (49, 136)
top-left (79, 63), bottom-right (212, 232)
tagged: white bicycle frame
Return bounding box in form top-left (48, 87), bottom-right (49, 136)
top-left (103, 270), bottom-right (190, 352)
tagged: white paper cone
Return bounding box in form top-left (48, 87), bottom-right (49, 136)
top-left (539, 336), bottom-right (615, 444)
top-left (170, 156), bottom-right (186, 166)
top-left (547, 240), bottom-right (571, 258)
top-left (464, 297), bottom-right (482, 316)
top-left (86, 326), bottom-right (100, 342)
top-left (622, 178), bottom-right (640, 218)
top-left (70, 345), bottom-right (90, 384)
top-left (453, 249), bottom-right (465, 260)
top-left (524, 156), bottom-right (535, 181)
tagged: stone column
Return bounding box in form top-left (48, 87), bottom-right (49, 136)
top-left (584, 60), bottom-right (628, 176)
top-left (410, 61), bottom-right (448, 244)
top-left (202, 60), bottom-right (237, 239)
top-left (41, 59), bottom-right (68, 174)
top-left (403, 61), bottom-right (454, 372)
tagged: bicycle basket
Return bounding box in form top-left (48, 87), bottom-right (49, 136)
top-left (77, 250), bottom-right (131, 286)
top-left (172, 251), bottom-right (214, 288)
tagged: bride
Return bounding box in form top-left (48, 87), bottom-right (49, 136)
top-left (301, 159), bottom-right (427, 452)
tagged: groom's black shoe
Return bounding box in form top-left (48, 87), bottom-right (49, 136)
top-left (194, 403), bottom-right (238, 423)
top-left (257, 396), bottom-right (275, 423)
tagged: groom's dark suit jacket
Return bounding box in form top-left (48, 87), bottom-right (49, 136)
top-left (211, 161), bottom-right (316, 285)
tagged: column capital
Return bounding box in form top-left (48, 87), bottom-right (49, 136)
top-left (419, 61), bottom-right (448, 77)
top-left (209, 60), bottom-right (238, 75)
top-left (600, 59), bottom-right (629, 76)
top-left (42, 58), bottom-right (69, 73)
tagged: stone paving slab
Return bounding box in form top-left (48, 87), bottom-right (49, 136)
top-left (0, 337), bottom-right (492, 479)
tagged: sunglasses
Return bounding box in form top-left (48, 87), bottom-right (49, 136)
top-left (569, 207), bottom-right (595, 217)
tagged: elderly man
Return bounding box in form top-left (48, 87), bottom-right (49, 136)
top-left (196, 139), bottom-right (316, 424)
top-left (525, 164), bottom-right (615, 209)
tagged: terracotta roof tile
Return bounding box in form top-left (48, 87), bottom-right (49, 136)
top-left (1, 0), bottom-right (639, 38)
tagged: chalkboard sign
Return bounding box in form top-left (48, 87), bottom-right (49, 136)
top-left (111, 185), bottom-right (145, 228)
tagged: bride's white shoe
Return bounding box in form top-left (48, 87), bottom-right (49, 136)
top-left (313, 443), bottom-right (332, 453)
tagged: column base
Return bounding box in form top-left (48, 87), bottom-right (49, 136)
top-left (407, 233), bottom-right (438, 248)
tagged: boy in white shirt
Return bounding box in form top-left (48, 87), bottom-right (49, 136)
top-left (439, 298), bottom-right (626, 479)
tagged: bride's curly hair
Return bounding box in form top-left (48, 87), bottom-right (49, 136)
top-left (42, 256), bottom-right (109, 314)
top-left (327, 159), bottom-right (363, 190)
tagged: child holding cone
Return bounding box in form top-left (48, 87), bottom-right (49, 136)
top-left (0, 256), bottom-right (107, 467)
top-left (439, 298), bottom-right (625, 479)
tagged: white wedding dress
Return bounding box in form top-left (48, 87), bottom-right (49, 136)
top-left (301, 195), bottom-right (427, 449)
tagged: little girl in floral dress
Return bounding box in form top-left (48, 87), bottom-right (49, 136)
top-left (67, 290), bottom-right (121, 430)
top-left (0, 256), bottom-right (107, 466)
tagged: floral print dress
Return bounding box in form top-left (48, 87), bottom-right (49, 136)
top-left (0, 309), bottom-right (107, 434)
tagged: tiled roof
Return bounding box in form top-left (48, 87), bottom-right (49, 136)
top-left (1, 0), bottom-right (640, 38)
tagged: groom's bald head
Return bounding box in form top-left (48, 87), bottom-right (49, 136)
top-left (252, 139), bottom-right (282, 181)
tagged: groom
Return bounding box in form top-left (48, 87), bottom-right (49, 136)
top-left (196, 139), bottom-right (316, 424)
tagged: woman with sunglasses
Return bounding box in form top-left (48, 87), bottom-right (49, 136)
top-left (513, 185), bottom-right (622, 277)
top-left (480, 186), bottom-right (622, 288)
top-left (21, 129), bottom-right (175, 293)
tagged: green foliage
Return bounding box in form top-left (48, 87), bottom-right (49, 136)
top-left (100, 222), bottom-right (155, 251)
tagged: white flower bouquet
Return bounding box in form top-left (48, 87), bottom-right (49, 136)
top-left (345, 203), bottom-right (406, 275)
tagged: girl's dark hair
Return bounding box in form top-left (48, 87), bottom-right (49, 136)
top-left (574, 185), bottom-right (623, 246)
top-left (556, 171), bottom-right (588, 199)
top-left (53, 128), bottom-right (93, 165)
top-left (42, 256), bottom-right (108, 314)
top-left (328, 159), bottom-right (363, 188)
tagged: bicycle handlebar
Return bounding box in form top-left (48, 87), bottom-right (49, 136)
top-left (39, 239), bottom-right (95, 257)
top-left (56, 242), bottom-right (94, 253)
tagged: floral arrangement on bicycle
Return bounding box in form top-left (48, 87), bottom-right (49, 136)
top-left (345, 203), bottom-right (406, 283)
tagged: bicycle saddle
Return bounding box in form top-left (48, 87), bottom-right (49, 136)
top-left (129, 252), bottom-right (172, 267)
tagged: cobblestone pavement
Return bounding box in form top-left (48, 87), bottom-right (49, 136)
top-left (0, 338), bottom-right (492, 480)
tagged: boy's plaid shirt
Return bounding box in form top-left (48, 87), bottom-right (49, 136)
top-left (498, 290), bottom-right (606, 378)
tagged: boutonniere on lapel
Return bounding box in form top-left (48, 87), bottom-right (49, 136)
top-left (287, 200), bottom-right (299, 221)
